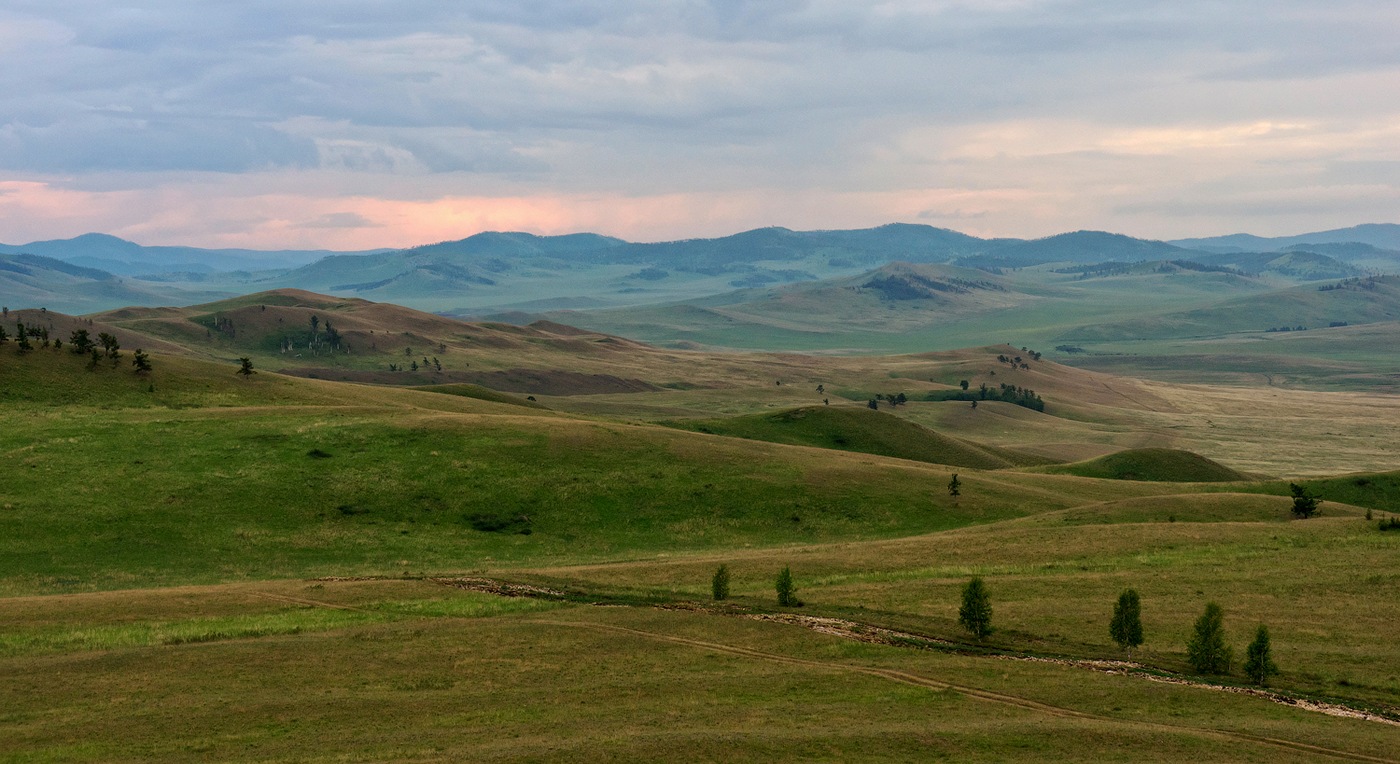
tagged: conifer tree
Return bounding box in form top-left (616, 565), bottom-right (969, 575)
top-left (775, 566), bottom-right (801, 606)
top-left (1243, 625), bottom-right (1279, 685)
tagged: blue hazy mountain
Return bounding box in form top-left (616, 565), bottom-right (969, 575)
top-left (1170, 224), bottom-right (1400, 253)
top-left (0, 233), bottom-right (389, 277)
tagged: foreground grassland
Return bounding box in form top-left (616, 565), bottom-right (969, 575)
top-left (2, 343), bottom-right (1397, 762)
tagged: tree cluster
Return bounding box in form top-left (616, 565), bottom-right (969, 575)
top-left (2, 321), bottom-right (152, 376)
top-left (925, 383), bottom-right (1045, 412)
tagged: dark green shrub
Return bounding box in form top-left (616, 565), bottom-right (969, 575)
top-left (712, 564), bottom-right (731, 601)
top-left (466, 513), bottom-right (532, 535)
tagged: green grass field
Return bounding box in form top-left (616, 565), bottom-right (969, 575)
top-left (2, 324), bottom-right (1398, 762)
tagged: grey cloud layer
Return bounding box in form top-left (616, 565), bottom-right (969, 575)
top-left (1, 1), bottom-right (1397, 230)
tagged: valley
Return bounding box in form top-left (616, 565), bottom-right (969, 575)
top-left (3, 218), bottom-right (1400, 762)
top-left (2, 280), bottom-right (1398, 760)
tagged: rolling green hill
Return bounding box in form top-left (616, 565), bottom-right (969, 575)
top-left (669, 405), bottom-right (1049, 470)
top-left (1039, 448), bottom-right (1249, 483)
top-left (1059, 275), bottom-right (1400, 342)
top-left (4, 301), bottom-right (1400, 763)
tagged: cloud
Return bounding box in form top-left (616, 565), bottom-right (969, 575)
top-left (295, 212), bottom-right (382, 229)
top-left (0, 1), bottom-right (1396, 244)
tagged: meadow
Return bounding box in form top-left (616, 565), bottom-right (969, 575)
top-left (1, 308), bottom-right (1397, 762)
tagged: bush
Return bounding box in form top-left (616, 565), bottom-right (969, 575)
top-left (958, 577), bottom-right (993, 638)
top-left (1109, 589), bottom-right (1144, 650)
top-left (1186, 602), bottom-right (1233, 675)
top-left (466, 513), bottom-right (532, 535)
top-left (712, 564), bottom-right (731, 601)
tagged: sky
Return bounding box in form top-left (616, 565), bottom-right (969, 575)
top-left (1, 0), bottom-right (1397, 250)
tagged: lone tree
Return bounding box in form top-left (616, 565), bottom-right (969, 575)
top-left (1243, 624), bottom-right (1279, 686)
top-left (711, 564), bottom-right (731, 601)
top-left (1186, 602), bottom-right (1233, 675)
top-left (1289, 483), bottom-right (1320, 518)
top-left (947, 473), bottom-right (961, 498)
top-left (1109, 589), bottom-right (1144, 650)
top-left (775, 566), bottom-right (801, 607)
top-left (958, 577), bottom-right (993, 638)
top-left (68, 328), bottom-right (93, 354)
top-left (237, 357), bottom-right (256, 376)
top-left (132, 349), bottom-right (152, 375)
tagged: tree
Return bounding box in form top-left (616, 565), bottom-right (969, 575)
top-left (775, 566), bottom-right (801, 606)
top-left (0, 326), bottom-right (7, 343)
top-left (237, 357), bottom-right (256, 376)
top-left (712, 564), bottom-right (731, 601)
top-left (1243, 624), bottom-right (1279, 685)
top-left (1186, 602), bottom-right (1233, 674)
top-left (1289, 483), bottom-right (1320, 518)
top-left (959, 379), bottom-right (969, 391)
top-left (947, 473), bottom-right (961, 498)
top-left (15, 321), bottom-right (31, 353)
top-left (97, 332), bottom-right (120, 360)
top-left (958, 577), bottom-right (993, 638)
top-left (132, 349), bottom-right (152, 374)
top-left (867, 399), bottom-right (878, 410)
top-left (1109, 589), bottom-right (1144, 650)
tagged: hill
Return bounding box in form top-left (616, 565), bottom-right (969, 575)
top-left (1171, 223), bottom-right (1400, 253)
top-left (4, 301), bottom-right (1400, 761)
top-left (1038, 448), bottom-right (1249, 482)
top-left (669, 405), bottom-right (1045, 470)
top-left (0, 253), bottom-right (229, 315)
top-left (549, 255), bottom-right (1292, 351)
top-left (1058, 275), bottom-right (1400, 342)
top-left (0, 232), bottom-right (380, 276)
top-left (959, 230), bottom-right (1198, 268)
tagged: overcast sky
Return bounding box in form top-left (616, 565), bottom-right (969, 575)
top-left (1, 1), bottom-right (1397, 249)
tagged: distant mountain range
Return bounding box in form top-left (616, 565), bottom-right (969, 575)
top-left (1169, 224), bottom-right (1400, 253)
top-left (0, 232), bottom-right (389, 277)
top-left (2, 223), bottom-right (1398, 316)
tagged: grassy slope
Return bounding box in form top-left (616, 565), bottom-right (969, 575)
top-left (411, 382), bottom-right (548, 409)
top-left (3, 338), bottom-right (1399, 761)
top-left (5, 588), bottom-right (1396, 763)
top-left (669, 405), bottom-right (1047, 469)
top-left (0, 346), bottom-right (1172, 596)
top-left (1038, 448), bottom-right (1250, 482)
